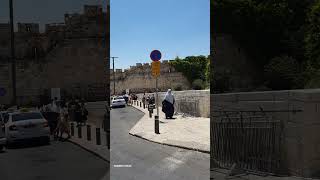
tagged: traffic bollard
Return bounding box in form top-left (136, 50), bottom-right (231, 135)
top-left (87, 125), bottom-right (91, 141)
top-left (140, 102), bottom-right (142, 107)
top-left (155, 115), bottom-right (159, 134)
top-left (78, 125), bottom-right (82, 138)
top-left (107, 130), bottom-right (110, 149)
top-left (71, 123), bottom-right (74, 136)
top-left (96, 128), bottom-right (101, 145)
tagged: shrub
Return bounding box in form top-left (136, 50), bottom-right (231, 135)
top-left (192, 79), bottom-right (204, 90)
top-left (174, 85), bottom-right (183, 91)
top-left (264, 55), bottom-right (301, 90)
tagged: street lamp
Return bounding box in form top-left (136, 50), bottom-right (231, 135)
top-left (9, 0), bottom-right (16, 106)
top-left (106, 57), bottom-right (118, 96)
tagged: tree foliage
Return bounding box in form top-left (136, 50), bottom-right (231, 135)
top-left (212, 0), bottom-right (318, 90)
top-left (170, 56), bottom-right (210, 90)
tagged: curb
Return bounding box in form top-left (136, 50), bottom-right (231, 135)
top-left (130, 104), bottom-right (210, 154)
top-left (129, 132), bottom-right (210, 154)
top-left (67, 139), bottom-right (110, 163)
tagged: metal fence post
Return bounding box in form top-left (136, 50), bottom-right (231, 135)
top-left (78, 125), bottom-right (82, 138)
top-left (87, 125), bottom-right (91, 141)
top-left (96, 128), bottom-right (101, 145)
top-left (71, 123), bottom-right (74, 136)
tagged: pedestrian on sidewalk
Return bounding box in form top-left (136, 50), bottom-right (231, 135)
top-left (142, 92), bottom-right (146, 108)
top-left (80, 103), bottom-right (88, 125)
top-left (54, 102), bottom-right (71, 140)
top-left (150, 94), bottom-right (155, 105)
top-left (74, 99), bottom-right (82, 127)
top-left (162, 89), bottom-right (175, 119)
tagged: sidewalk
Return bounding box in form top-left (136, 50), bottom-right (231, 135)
top-left (129, 100), bottom-right (210, 153)
top-left (68, 122), bottom-right (109, 162)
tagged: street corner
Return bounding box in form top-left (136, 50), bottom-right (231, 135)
top-left (128, 101), bottom-right (210, 153)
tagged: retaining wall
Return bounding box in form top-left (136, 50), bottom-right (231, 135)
top-left (137, 90), bottom-right (210, 118)
top-left (211, 89), bottom-right (320, 178)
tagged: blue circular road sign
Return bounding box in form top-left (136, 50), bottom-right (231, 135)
top-left (150, 50), bottom-right (162, 61)
top-left (0, 88), bottom-right (6, 97)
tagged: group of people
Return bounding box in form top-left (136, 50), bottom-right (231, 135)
top-left (141, 89), bottom-right (175, 119)
top-left (40, 97), bottom-right (88, 141)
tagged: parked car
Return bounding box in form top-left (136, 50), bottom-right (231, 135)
top-left (111, 96), bottom-right (126, 108)
top-left (5, 110), bottom-right (50, 145)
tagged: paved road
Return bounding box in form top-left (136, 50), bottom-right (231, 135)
top-left (0, 140), bottom-right (109, 180)
top-left (110, 106), bottom-right (210, 180)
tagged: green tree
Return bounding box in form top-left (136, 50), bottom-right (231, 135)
top-left (170, 55), bottom-right (209, 89)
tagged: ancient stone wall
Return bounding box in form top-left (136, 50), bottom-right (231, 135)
top-left (213, 34), bottom-right (258, 92)
top-left (110, 61), bottom-right (191, 95)
top-left (0, 4), bottom-right (108, 105)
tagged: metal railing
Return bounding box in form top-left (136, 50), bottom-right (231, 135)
top-left (211, 109), bottom-right (302, 175)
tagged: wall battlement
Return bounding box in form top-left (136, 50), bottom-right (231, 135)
top-left (110, 60), bottom-right (190, 94)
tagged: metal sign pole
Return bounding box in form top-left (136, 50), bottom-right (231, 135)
top-left (156, 77), bottom-right (159, 116)
top-left (155, 76), bottom-right (159, 134)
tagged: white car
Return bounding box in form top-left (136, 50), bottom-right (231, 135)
top-left (111, 96), bottom-right (126, 108)
top-left (0, 111), bottom-right (7, 151)
top-left (5, 110), bottom-right (50, 144)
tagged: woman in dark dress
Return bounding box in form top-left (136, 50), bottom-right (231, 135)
top-left (162, 89), bottom-right (175, 119)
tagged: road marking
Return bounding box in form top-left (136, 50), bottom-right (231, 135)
top-left (141, 150), bottom-right (194, 178)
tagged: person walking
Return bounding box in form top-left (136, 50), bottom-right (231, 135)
top-left (74, 100), bottom-right (82, 127)
top-left (80, 104), bottom-right (88, 126)
top-left (162, 89), bottom-right (175, 119)
top-left (54, 103), bottom-right (71, 140)
top-left (142, 92), bottom-right (146, 108)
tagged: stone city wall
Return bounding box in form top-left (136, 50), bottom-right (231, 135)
top-left (211, 89), bottom-right (320, 178)
top-left (0, 5), bottom-right (108, 106)
top-left (110, 61), bottom-right (191, 95)
top-left (136, 90), bottom-right (210, 118)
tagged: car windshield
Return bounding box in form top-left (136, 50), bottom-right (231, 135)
top-left (12, 112), bottom-right (43, 122)
top-left (115, 97), bottom-right (124, 100)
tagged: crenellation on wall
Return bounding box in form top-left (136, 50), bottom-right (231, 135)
top-left (110, 61), bottom-right (191, 94)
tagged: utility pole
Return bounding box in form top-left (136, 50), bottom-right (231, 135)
top-left (9, 0), bottom-right (16, 106)
top-left (107, 57), bottom-right (118, 96)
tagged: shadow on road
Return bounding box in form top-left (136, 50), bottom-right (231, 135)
top-left (6, 139), bottom-right (51, 150)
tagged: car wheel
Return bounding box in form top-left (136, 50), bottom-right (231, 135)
top-left (0, 145), bottom-right (3, 152)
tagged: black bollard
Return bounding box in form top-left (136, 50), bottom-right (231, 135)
top-left (155, 115), bottom-right (159, 134)
top-left (78, 125), bottom-right (82, 138)
top-left (107, 130), bottom-right (110, 149)
top-left (96, 128), bottom-right (101, 145)
top-left (87, 125), bottom-right (91, 141)
top-left (140, 102), bottom-right (142, 107)
top-left (71, 123), bottom-right (74, 136)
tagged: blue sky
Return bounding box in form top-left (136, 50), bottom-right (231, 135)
top-left (111, 0), bottom-right (209, 69)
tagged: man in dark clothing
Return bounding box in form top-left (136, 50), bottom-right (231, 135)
top-left (80, 104), bottom-right (88, 125)
top-left (74, 100), bottom-right (82, 127)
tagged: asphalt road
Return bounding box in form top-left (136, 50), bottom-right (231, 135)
top-left (0, 139), bottom-right (109, 180)
top-left (110, 106), bottom-right (210, 180)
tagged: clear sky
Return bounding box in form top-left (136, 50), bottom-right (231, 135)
top-left (110, 0), bottom-right (209, 69)
top-left (0, 0), bottom-right (106, 32)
